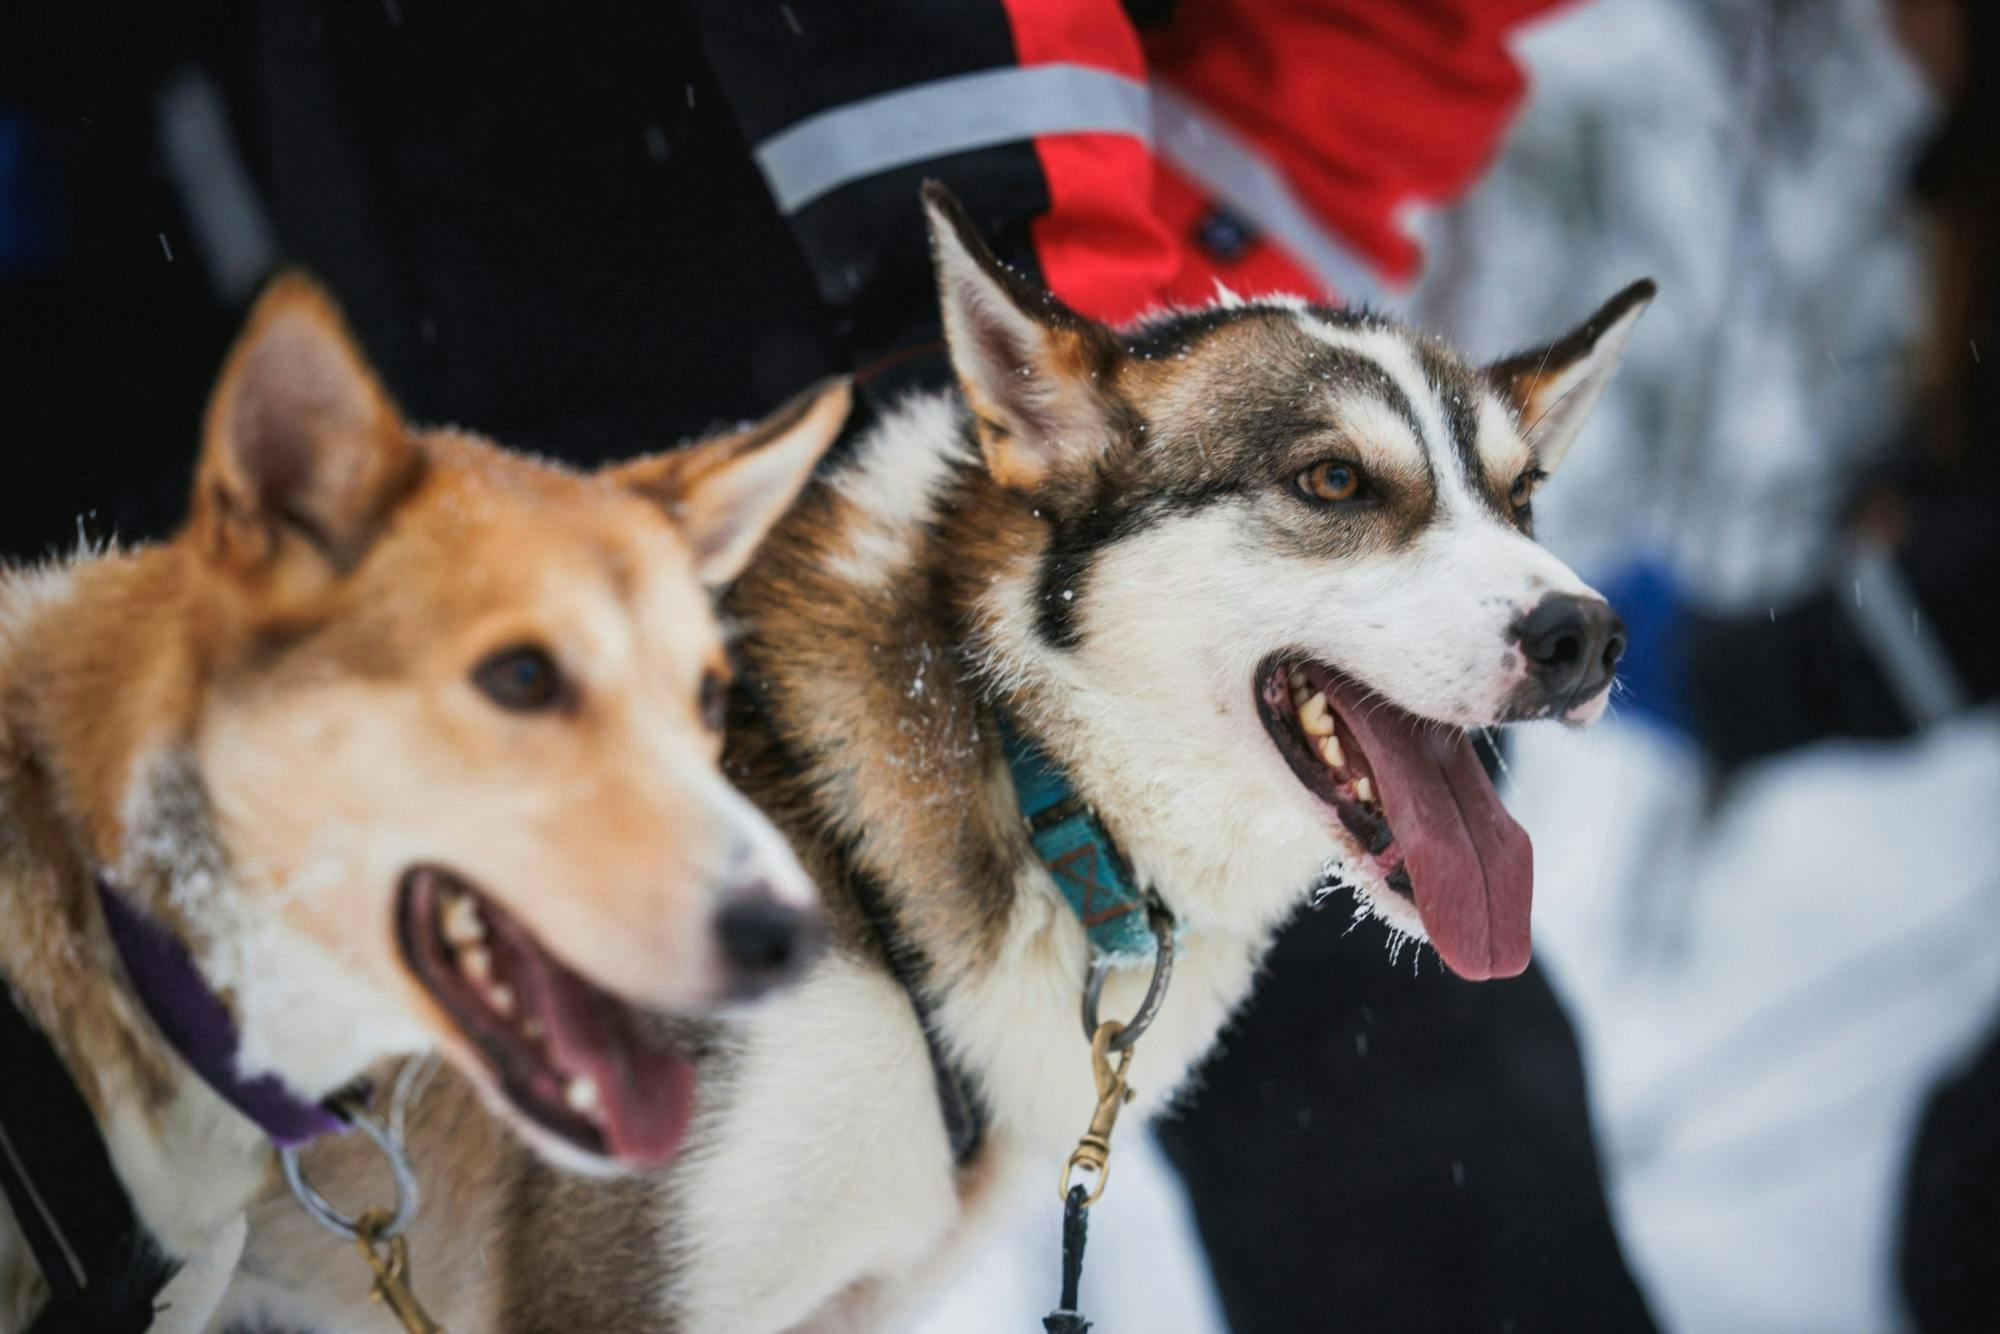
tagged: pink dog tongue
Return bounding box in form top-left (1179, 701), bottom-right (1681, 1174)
top-left (1331, 687), bottom-right (1534, 980)
top-left (510, 936), bottom-right (695, 1164)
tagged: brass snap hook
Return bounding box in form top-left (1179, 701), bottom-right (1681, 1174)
top-left (353, 1209), bottom-right (447, 1334)
top-left (1058, 1019), bottom-right (1135, 1206)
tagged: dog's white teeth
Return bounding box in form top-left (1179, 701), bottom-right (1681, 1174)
top-left (1318, 733), bottom-right (1345, 769)
top-left (1287, 665), bottom-right (1308, 691)
top-left (1355, 776), bottom-right (1375, 805)
top-left (564, 1075), bottom-right (601, 1117)
top-left (441, 893), bottom-right (487, 947)
top-left (485, 984), bottom-right (515, 1016)
top-left (459, 944), bottom-right (493, 986)
top-left (1298, 691), bottom-right (1334, 737)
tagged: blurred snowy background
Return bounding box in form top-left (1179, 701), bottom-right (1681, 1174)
top-left (919, 1), bottom-right (2000, 1329)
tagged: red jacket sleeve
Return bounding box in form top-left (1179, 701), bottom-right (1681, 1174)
top-left (998, 0), bottom-right (1194, 325)
top-left (1145, 0), bottom-right (1572, 289)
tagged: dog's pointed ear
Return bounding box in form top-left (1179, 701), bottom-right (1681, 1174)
top-left (1487, 279), bottom-right (1655, 472)
top-left (194, 272), bottom-right (419, 572)
top-left (610, 377), bottom-right (850, 588)
top-left (923, 181), bottom-right (1122, 492)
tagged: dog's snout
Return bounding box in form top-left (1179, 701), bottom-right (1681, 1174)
top-left (1514, 594), bottom-right (1625, 704)
top-left (714, 893), bottom-right (825, 998)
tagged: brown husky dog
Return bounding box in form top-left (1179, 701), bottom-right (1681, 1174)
top-left (0, 276), bottom-right (847, 1329)
top-left (229, 186), bottom-right (1650, 1331)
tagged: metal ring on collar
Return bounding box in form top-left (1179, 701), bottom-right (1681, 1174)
top-left (278, 1101), bottom-right (420, 1242)
top-left (1080, 907), bottom-right (1176, 1052)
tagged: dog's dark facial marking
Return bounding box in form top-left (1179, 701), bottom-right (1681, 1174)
top-left (1227, 339), bottom-right (1441, 561)
top-left (1034, 472), bottom-right (1245, 649)
top-left (1317, 347), bottom-right (1429, 447)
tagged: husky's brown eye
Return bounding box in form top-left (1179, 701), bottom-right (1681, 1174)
top-left (473, 645), bottom-right (567, 713)
top-left (1509, 468), bottom-right (1547, 510)
top-left (699, 669), bottom-right (728, 732)
top-left (1296, 460), bottom-right (1365, 504)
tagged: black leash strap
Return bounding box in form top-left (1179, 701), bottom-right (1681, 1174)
top-left (1042, 1183), bottom-right (1093, 1333)
top-left (0, 979), bottom-right (178, 1333)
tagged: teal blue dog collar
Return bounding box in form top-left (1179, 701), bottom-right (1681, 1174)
top-left (999, 718), bottom-right (1167, 969)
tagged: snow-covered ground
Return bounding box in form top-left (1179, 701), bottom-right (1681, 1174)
top-left (1516, 714), bottom-right (2000, 1332)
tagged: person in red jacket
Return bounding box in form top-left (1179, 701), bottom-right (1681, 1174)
top-left (687, 0), bottom-right (1568, 365)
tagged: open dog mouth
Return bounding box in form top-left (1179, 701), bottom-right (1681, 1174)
top-left (1255, 658), bottom-right (1534, 981)
top-left (396, 867), bottom-right (695, 1166)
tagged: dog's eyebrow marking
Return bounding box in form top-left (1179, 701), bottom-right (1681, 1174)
top-left (1292, 315), bottom-right (1434, 482)
top-left (1304, 345), bottom-right (1424, 445)
top-left (1328, 395), bottom-right (1428, 481)
top-left (1474, 392), bottom-right (1534, 525)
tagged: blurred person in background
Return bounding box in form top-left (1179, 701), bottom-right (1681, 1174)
top-left (1645, 0), bottom-right (2000, 1316)
top-left (0, 3), bottom-right (1658, 1330)
top-left (1680, 0), bottom-right (1997, 785)
top-left (1632, 0), bottom-right (1998, 1317)
top-left (1414, 1), bottom-right (1996, 1328)
top-left (1877, 1), bottom-right (1999, 1329)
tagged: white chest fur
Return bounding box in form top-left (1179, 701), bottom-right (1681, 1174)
top-left (667, 881), bottom-right (1266, 1334)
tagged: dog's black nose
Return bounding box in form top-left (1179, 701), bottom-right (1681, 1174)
top-left (714, 893), bottom-right (824, 998)
top-left (1514, 594), bottom-right (1625, 706)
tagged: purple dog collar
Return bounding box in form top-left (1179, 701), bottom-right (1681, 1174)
top-left (95, 879), bottom-right (348, 1147)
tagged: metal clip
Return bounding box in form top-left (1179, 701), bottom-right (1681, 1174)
top-left (1079, 904), bottom-right (1176, 1051)
top-left (1059, 1020), bottom-right (1134, 1206)
top-left (279, 1100), bottom-right (418, 1242)
top-left (280, 1092), bottom-right (445, 1332)
top-left (353, 1209), bottom-right (447, 1334)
